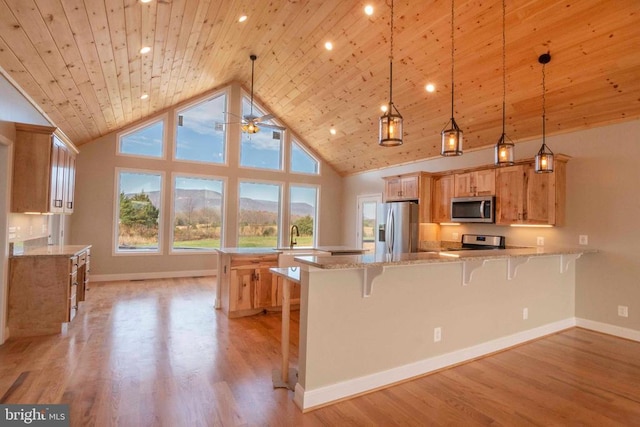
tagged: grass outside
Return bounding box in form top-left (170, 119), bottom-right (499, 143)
top-left (172, 235), bottom-right (314, 249)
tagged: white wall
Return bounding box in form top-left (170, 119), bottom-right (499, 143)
top-left (342, 120), bottom-right (640, 333)
top-left (70, 83), bottom-right (344, 278)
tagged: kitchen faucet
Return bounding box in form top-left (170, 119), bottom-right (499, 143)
top-left (290, 225), bottom-right (299, 248)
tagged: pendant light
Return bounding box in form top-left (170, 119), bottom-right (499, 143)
top-left (441, 0), bottom-right (463, 156)
top-left (494, 0), bottom-right (515, 166)
top-left (535, 53), bottom-right (554, 173)
top-left (379, 0), bottom-right (403, 147)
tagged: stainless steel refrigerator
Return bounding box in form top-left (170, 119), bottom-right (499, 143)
top-left (376, 201), bottom-right (419, 256)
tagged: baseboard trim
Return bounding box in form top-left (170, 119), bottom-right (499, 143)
top-left (91, 270), bottom-right (217, 282)
top-left (576, 318), bottom-right (640, 342)
top-left (295, 317), bottom-right (576, 411)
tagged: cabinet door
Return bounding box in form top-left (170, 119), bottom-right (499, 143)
top-left (525, 165), bottom-right (555, 224)
top-left (400, 175), bottom-right (419, 199)
top-left (454, 172), bottom-right (475, 197)
top-left (65, 153), bottom-right (76, 213)
top-left (384, 178), bottom-right (403, 201)
top-left (50, 139), bottom-right (66, 213)
top-left (230, 268), bottom-right (254, 311)
top-left (495, 165), bottom-right (525, 224)
top-left (254, 267), bottom-right (275, 308)
top-left (474, 169), bottom-right (495, 195)
top-left (432, 175), bottom-right (455, 223)
top-left (11, 125), bottom-right (56, 213)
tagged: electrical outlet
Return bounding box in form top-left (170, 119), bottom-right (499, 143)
top-left (433, 327), bottom-right (442, 342)
top-left (579, 235), bottom-right (588, 245)
top-left (537, 236), bottom-right (544, 246)
top-left (452, 232), bottom-right (459, 240)
top-left (523, 308), bottom-right (529, 320)
top-left (618, 305), bottom-right (629, 318)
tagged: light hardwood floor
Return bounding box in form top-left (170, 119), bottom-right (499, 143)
top-left (0, 277), bottom-right (639, 426)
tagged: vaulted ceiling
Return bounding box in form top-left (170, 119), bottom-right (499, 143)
top-left (0, 0), bottom-right (639, 175)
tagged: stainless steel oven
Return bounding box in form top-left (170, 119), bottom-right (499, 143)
top-left (451, 196), bottom-right (495, 223)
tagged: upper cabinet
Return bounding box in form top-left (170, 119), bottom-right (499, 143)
top-left (431, 174), bottom-right (455, 223)
top-left (454, 169), bottom-right (495, 197)
top-left (495, 158), bottom-right (567, 226)
top-left (384, 173), bottom-right (420, 201)
top-left (11, 123), bottom-right (77, 214)
top-left (383, 172), bottom-right (433, 223)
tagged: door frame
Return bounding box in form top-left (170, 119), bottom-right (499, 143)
top-left (0, 135), bottom-right (12, 344)
top-left (355, 193), bottom-right (382, 250)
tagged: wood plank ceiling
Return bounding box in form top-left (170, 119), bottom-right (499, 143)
top-left (0, 0), bottom-right (639, 175)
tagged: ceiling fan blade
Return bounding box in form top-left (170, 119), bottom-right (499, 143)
top-left (258, 114), bottom-right (274, 121)
top-left (258, 122), bottom-right (286, 131)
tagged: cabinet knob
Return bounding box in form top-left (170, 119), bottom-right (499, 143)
top-left (73, 282), bottom-right (78, 286)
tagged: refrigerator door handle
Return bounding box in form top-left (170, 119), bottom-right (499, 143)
top-left (386, 208), bottom-right (395, 254)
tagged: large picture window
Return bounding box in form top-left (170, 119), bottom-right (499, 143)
top-left (175, 93), bottom-right (227, 163)
top-left (118, 119), bottom-right (164, 158)
top-left (116, 170), bottom-right (163, 253)
top-left (290, 185), bottom-right (318, 247)
top-left (172, 175), bottom-right (224, 251)
top-left (239, 96), bottom-right (283, 170)
top-left (238, 181), bottom-right (281, 247)
top-left (291, 140), bottom-right (319, 175)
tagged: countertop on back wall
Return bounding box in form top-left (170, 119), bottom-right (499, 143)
top-left (10, 244), bottom-right (92, 258)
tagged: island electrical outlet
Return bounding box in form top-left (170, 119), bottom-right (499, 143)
top-left (434, 327), bottom-right (442, 342)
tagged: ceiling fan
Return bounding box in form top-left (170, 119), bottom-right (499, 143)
top-left (238, 54), bottom-right (286, 134)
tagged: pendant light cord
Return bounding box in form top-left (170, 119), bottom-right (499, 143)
top-left (542, 59), bottom-right (547, 146)
top-left (501, 0), bottom-right (506, 135)
top-left (450, 0), bottom-right (455, 119)
top-left (388, 0), bottom-right (394, 106)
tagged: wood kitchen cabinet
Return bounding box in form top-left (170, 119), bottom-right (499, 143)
top-left (218, 252), bottom-right (279, 318)
top-left (8, 245), bottom-right (91, 337)
top-left (383, 172), bottom-right (432, 223)
top-left (454, 169), bottom-right (495, 197)
top-left (11, 123), bottom-right (77, 214)
top-left (495, 158), bottom-right (567, 225)
top-left (431, 174), bottom-right (455, 223)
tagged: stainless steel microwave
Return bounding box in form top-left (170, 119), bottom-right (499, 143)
top-left (451, 196), bottom-right (495, 223)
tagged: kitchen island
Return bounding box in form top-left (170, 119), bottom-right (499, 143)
top-left (215, 247), bottom-right (367, 317)
top-left (288, 246), bottom-right (593, 411)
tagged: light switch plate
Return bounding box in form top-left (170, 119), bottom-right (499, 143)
top-left (579, 235), bottom-right (588, 245)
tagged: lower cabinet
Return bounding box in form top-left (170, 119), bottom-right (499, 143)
top-left (219, 253), bottom-right (282, 318)
top-left (8, 246), bottom-right (91, 337)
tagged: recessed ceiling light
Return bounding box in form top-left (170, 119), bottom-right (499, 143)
top-left (238, 15), bottom-right (247, 23)
top-left (140, 46), bottom-right (151, 54)
top-left (140, 0), bottom-right (152, 3)
top-left (380, 105), bottom-right (388, 113)
top-left (330, 128), bottom-right (337, 135)
top-left (324, 41), bottom-right (333, 51)
top-left (364, 5), bottom-right (374, 15)
top-left (140, 94), bottom-right (149, 100)
top-left (425, 83), bottom-right (435, 93)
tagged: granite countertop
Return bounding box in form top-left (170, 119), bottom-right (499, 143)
top-left (10, 244), bottom-right (92, 258)
top-left (294, 246), bottom-right (596, 270)
top-left (216, 246), bottom-right (368, 256)
top-left (216, 247), bottom-right (282, 255)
